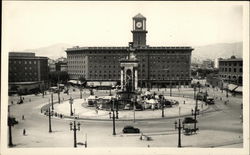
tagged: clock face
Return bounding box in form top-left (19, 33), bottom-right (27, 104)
top-left (136, 22), bottom-right (142, 28)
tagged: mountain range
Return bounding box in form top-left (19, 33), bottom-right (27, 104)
top-left (25, 42), bottom-right (243, 63)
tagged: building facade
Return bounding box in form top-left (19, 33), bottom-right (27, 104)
top-left (218, 56), bottom-right (243, 86)
top-left (66, 14), bottom-right (193, 88)
top-left (9, 52), bottom-right (49, 94)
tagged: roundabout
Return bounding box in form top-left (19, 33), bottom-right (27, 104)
top-left (43, 95), bottom-right (209, 121)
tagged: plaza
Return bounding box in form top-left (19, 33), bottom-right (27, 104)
top-left (8, 85), bottom-right (243, 148)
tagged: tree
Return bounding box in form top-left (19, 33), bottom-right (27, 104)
top-left (78, 76), bottom-right (87, 87)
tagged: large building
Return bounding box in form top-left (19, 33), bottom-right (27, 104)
top-left (218, 56), bottom-right (243, 86)
top-left (9, 52), bottom-right (49, 94)
top-left (66, 13), bottom-right (193, 88)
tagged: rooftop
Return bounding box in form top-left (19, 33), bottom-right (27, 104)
top-left (133, 13), bottom-right (146, 19)
top-left (66, 46), bottom-right (193, 51)
top-left (219, 56), bottom-right (243, 62)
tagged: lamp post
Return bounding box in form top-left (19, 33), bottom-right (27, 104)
top-left (193, 86), bottom-right (196, 100)
top-left (174, 119), bottom-right (184, 147)
top-left (48, 102), bottom-right (53, 133)
top-left (8, 116), bottom-right (18, 147)
top-left (131, 97), bottom-right (136, 123)
top-left (191, 97), bottom-right (199, 132)
top-left (115, 98), bottom-right (119, 119)
top-left (109, 99), bottom-right (119, 135)
top-left (69, 118), bottom-right (81, 148)
top-left (80, 86), bottom-right (83, 99)
top-left (69, 96), bottom-right (74, 116)
top-left (161, 96), bottom-right (165, 118)
top-left (51, 93), bottom-right (54, 110)
top-left (57, 84), bottom-right (61, 104)
top-left (57, 75), bottom-right (61, 104)
top-left (170, 80), bottom-right (172, 97)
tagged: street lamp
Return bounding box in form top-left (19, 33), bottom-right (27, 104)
top-left (193, 86), bottom-right (196, 100)
top-left (51, 92), bottom-right (54, 110)
top-left (131, 97), bottom-right (136, 123)
top-left (69, 96), bottom-right (74, 116)
top-left (170, 80), bottom-right (172, 97)
top-left (80, 86), bottom-right (83, 99)
top-left (48, 103), bottom-right (53, 133)
top-left (109, 98), bottom-right (118, 135)
top-left (160, 96), bottom-right (165, 118)
top-left (8, 116), bottom-right (18, 147)
top-left (174, 119), bottom-right (185, 147)
top-left (191, 97), bottom-right (199, 132)
top-left (69, 118), bottom-right (81, 148)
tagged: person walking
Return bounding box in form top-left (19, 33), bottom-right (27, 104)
top-left (23, 129), bottom-right (26, 136)
top-left (22, 115), bottom-right (25, 120)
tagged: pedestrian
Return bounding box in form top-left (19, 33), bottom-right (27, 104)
top-left (22, 115), bottom-right (25, 120)
top-left (23, 129), bottom-right (26, 136)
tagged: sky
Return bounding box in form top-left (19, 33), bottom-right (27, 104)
top-left (3, 1), bottom-right (245, 51)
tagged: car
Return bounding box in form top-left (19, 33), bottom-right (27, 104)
top-left (206, 97), bottom-right (215, 105)
top-left (8, 117), bottom-right (19, 125)
top-left (135, 104), bottom-right (143, 111)
top-left (122, 126), bottom-right (140, 133)
top-left (182, 117), bottom-right (197, 124)
top-left (123, 104), bottom-right (131, 110)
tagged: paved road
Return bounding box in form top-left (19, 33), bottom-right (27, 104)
top-left (8, 87), bottom-right (243, 148)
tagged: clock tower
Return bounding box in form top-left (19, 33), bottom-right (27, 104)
top-left (131, 13), bottom-right (148, 47)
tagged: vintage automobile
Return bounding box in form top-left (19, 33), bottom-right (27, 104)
top-left (206, 97), bottom-right (215, 105)
top-left (122, 126), bottom-right (140, 133)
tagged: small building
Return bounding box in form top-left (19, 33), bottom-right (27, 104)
top-left (218, 56), bottom-right (243, 86)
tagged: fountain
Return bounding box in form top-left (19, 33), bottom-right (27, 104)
top-left (116, 42), bottom-right (140, 110)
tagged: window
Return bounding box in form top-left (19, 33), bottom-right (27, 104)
top-left (239, 68), bottom-right (242, 72)
top-left (234, 68), bottom-right (236, 72)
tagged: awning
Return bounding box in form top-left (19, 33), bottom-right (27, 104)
top-left (145, 91), bottom-right (152, 95)
top-left (87, 95), bottom-right (97, 100)
top-left (228, 84), bottom-right (238, 91)
top-left (68, 80), bottom-right (78, 84)
top-left (146, 99), bottom-right (158, 104)
top-left (234, 86), bottom-right (242, 93)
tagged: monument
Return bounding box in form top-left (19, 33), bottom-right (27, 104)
top-left (116, 42), bottom-right (139, 108)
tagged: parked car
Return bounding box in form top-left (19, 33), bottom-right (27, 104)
top-left (135, 104), bottom-right (143, 111)
top-left (206, 97), bottom-right (215, 105)
top-left (123, 104), bottom-right (131, 110)
top-left (8, 117), bottom-right (19, 125)
top-left (182, 117), bottom-right (197, 124)
top-left (122, 126), bottom-right (140, 133)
